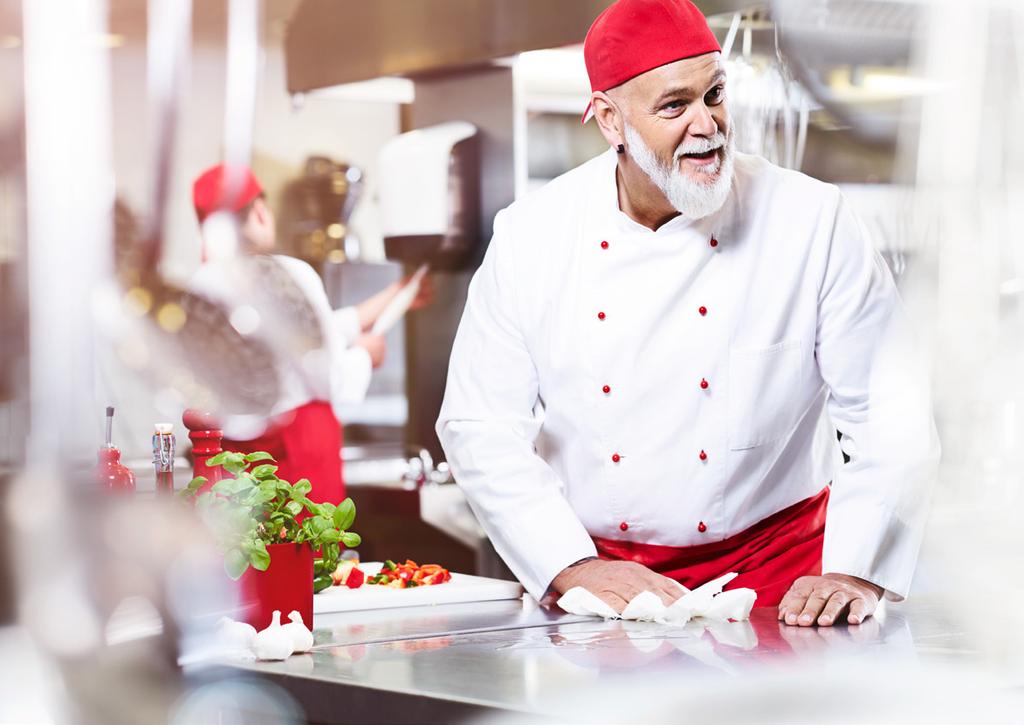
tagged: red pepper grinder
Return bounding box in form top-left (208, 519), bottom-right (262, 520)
top-left (96, 406), bottom-right (136, 493)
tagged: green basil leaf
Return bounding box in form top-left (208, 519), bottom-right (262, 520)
top-left (251, 464), bottom-right (279, 480)
top-left (210, 478), bottom-right (234, 495)
top-left (333, 499), bottom-right (356, 531)
top-left (206, 452), bottom-right (234, 467)
top-left (319, 529), bottom-right (341, 544)
top-left (313, 575), bottom-right (333, 594)
top-left (222, 460), bottom-right (247, 475)
top-left (195, 491), bottom-right (216, 508)
top-left (254, 481), bottom-right (278, 503)
top-left (308, 516), bottom-right (330, 536)
top-left (323, 543), bottom-right (339, 561)
top-left (183, 475), bottom-right (207, 494)
top-left (341, 532), bottom-right (362, 548)
top-left (212, 476), bottom-right (251, 497)
top-left (292, 479), bottom-right (312, 496)
top-left (208, 452), bottom-right (247, 474)
top-left (224, 548), bottom-right (249, 579)
top-left (249, 546), bottom-right (271, 571)
top-left (230, 508), bottom-right (255, 534)
top-left (285, 500), bottom-right (303, 516)
top-left (317, 502), bottom-right (336, 517)
top-left (245, 451), bottom-right (275, 463)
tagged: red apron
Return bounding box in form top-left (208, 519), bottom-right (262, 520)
top-left (592, 486), bottom-right (830, 607)
top-left (222, 400), bottom-right (345, 504)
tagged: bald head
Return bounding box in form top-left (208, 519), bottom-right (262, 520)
top-left (593, 52), bottom-right (727, 137)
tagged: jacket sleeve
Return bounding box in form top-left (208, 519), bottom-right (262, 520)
top-left (816, 191), bottom-right (940, 600)
top-left (436, 210), bottom-right (598, 600)
top-left (331, 306), bottom-right (363, 346)
top-left (331, 345), bottom-right (373, 407)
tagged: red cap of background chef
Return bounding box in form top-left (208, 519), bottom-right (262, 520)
top-left (192, 163), bottom-right (263, 224)
top-left (581, 0), bottom-right (721, 124)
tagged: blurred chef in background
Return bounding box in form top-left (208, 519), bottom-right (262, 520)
top-left (438, 0), bottom-right (939, 627)
top-left (191, 163), bottom-right (431, 503)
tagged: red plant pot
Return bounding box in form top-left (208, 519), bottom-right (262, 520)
top-left (237, 542), bottom-right (314, 632)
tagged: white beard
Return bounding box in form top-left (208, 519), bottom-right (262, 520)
top-left (623, 122), bottom-right (735, 220)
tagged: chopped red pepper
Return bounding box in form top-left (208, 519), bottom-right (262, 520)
top-left (345, 566), bottom-right (365, 589)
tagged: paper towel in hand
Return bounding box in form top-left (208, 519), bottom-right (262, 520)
top-left (557, 572), bottom-right (756, 625)
top-left (371, 264), bottom-right (429, 335)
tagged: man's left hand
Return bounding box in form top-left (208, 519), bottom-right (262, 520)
top-left (778, 573), bottom-right (884, 627)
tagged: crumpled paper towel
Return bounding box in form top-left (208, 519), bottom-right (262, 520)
top-left (557, 572), bottom-right (756, 625)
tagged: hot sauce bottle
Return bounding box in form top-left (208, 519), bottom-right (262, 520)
top-left (152, 423), bottom-right (175, 494)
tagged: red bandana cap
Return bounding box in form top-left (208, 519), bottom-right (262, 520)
top-left (582, 0), bottom-right (721, 123)
top-left (192, 163), bottom-right (263, 224)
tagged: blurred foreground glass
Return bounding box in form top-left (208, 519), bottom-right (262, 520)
top-left (905, 0), bottom-right (1024, 672)
top-left (6, 0), bottom-right (304, 722)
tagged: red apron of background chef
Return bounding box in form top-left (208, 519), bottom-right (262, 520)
top-left (592, 486), bottom-right (830, 608)
top-left (222, 400), bottom-right (345, 504)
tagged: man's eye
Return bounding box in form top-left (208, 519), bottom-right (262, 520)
top-left (662, 100), bottom-right (685, 112)
top-left (706, 85), bottom-right (725, 105)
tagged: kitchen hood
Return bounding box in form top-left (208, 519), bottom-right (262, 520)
top-left (284, 0), bottom-right (746, 93)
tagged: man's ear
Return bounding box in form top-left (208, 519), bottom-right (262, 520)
top-left (251, 197), bottom-right (268, 225)
top-left (592, 91), bottom-right (625, 152)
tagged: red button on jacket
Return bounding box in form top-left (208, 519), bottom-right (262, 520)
top-left (700, 378), bottom-right (709, 390)
top-left (620, 521), bottom-right (629, 532)
top-left (611, 453), bottom-right (621, 463)
top-left (602, 385), bottom-right (611, 394)
top-left (699, 306), bottom-right (707, 316)
top-left (598, 311), bottom-right (606, 321)
top-left (699, 450), bottom-right (707, 461)
top-left (601, 241), bottom-right (609, 249)
top-left (709, 237), bottom-right (718, 248)
top-left (698, 521), bottom-right (707, 533)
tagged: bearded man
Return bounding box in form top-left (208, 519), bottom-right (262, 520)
top-left (437, 0), bottom-right (939, 627)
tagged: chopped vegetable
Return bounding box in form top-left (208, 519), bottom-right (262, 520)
top-left (345, 566), bottom-right (365, 589)
top-left (330, 559), bottom-right (365, 589)
top-left (365, 559), bottom-right (451, 589)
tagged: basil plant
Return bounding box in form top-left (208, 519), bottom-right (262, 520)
top-left (182, 451), bottom-right (360, 593)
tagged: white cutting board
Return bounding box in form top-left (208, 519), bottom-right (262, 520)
top-left (314, 562), bottom-right (524, 614)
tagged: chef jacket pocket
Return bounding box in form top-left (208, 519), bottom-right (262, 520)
top-left (728, 339), bottom-right (804, 450)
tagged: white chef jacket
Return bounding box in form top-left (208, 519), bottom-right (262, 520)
top-left (436, 149), bottom-right (939, 602)
top-left (190, 254), bottom-right (372, 439)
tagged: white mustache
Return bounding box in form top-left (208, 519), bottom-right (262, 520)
top-left (674, 133), bottom-right (727, 159)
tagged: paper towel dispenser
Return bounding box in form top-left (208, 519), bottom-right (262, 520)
top-left (378, 121), bottom-right (480, 271)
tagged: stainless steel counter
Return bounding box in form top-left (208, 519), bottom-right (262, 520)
top-left (188, 596), bottom-right (1016, 724)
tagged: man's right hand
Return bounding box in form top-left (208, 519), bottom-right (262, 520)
top-left (550, 559), bottom-right (685, 614)
top-left (355, 334), bottom-right (386, 368)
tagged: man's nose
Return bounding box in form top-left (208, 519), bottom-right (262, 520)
top-left (687, 102), bottom-right (719, 137)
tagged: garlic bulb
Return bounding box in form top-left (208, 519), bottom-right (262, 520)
top-left (283, 610), bottom-right (314, 653)
top-left (216, 616), bottom-right (257, 651)
top-left (252, 610), bottom-right (295, 661)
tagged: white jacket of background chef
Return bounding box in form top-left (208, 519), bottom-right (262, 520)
top-left (436, 148), bottom-right (940, 602)
top-left (191, 255), bottom-right (372, 438)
